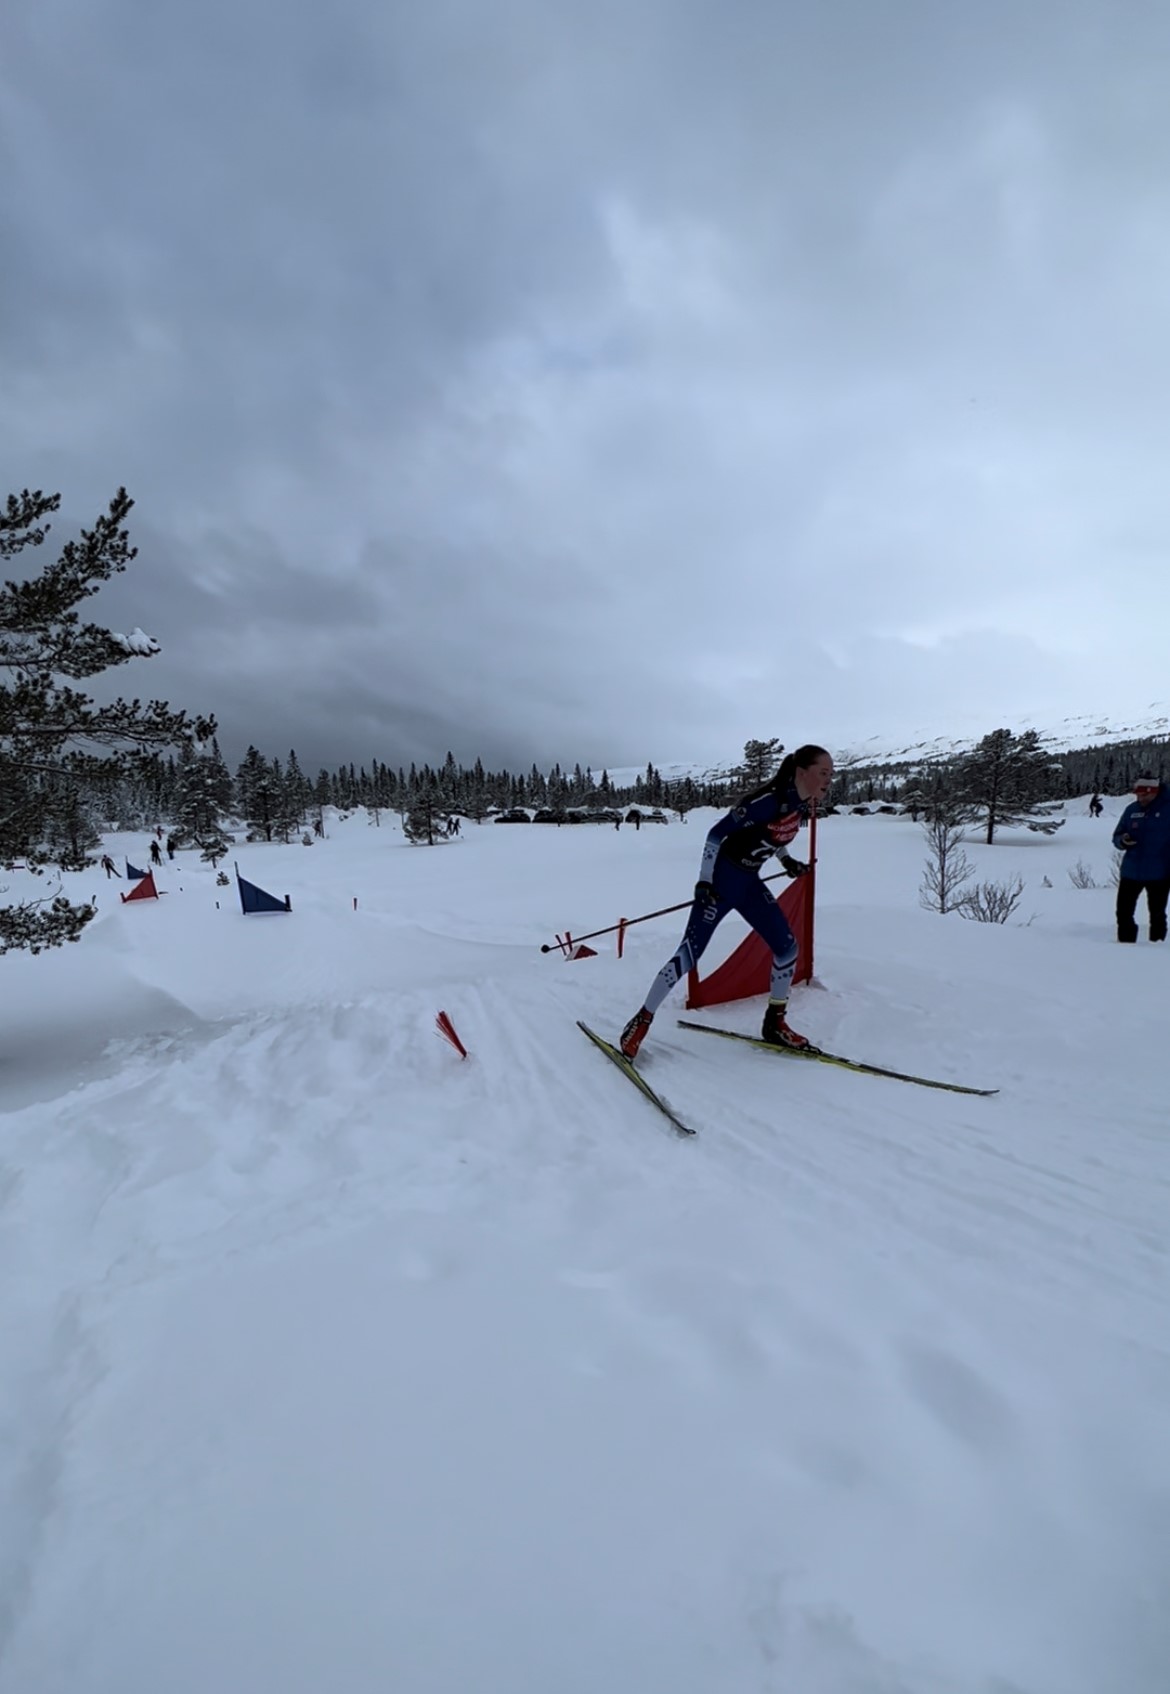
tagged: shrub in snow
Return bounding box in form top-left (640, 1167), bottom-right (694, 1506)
top-left (954, 876), bottom-right (1026, 924)
top-left (919, 814), bottom-right (975, 915)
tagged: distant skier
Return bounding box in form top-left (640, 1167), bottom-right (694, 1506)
top-left (149, 838), bottom-right (163, 867)
top-left (166, 834), bottom-right (177, 860)
top-left (1089, 794), bottom-right (1103, 818)
top-left (619, 744), bottom-right (834, 1060)
top-left (1112, 773), bottom-right (1170, 942)
top-left (100, 853), bottom-right (120, 878)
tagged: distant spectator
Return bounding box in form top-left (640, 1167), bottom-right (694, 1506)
top-left (166, 835), bottom-right (177, 860)
top-left (1112, 774), bottom-right (1170, 942)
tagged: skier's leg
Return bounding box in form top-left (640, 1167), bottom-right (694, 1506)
top-left (725, 870), bottom-right (799, 999)
top-left (621, 891), bottom-right (729, 1056)
top-left (724, 871), bottom-right (816, 1050)
top-left (1116, 878), bottom-right (1141, 943)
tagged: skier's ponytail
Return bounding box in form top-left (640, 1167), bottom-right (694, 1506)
top-left (737, 743), bottom-right (829, 807)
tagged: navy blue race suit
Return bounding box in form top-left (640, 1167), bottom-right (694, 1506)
top-left (639, 782), bottom-right (810, 1015)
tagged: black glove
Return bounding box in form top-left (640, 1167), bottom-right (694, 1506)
top-left (780, 854), bottom-right (810, 878)
top-left (694, 880), bottom-right (720, 920)
top-left (1119, 834), bottom-right (1137, 849)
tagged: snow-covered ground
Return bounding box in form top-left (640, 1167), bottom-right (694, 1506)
top-left (1, 800), bottom-right (1167, 1694)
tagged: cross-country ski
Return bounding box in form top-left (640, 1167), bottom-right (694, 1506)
top-left (577, 1021), bottom-right (696, 1135)
top-left (676, 1018), bottom-right (998, 1096)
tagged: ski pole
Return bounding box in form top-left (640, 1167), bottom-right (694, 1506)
top-left (539, 868), bottom-right (793, 953)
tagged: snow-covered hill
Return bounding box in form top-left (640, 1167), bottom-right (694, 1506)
top-left (834, 702), bottom-right (1170, 768)
top-left (1, 803), bottom-right (1167, 1693)
top-left (605, 701), bottom-right (1169, 789)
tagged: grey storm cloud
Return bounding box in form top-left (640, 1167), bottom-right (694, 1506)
top-left (4, 0), bottom-right (1170, 773)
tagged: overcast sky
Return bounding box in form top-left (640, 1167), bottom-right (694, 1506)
top-left (3, 0), bottom-right (1169, 774)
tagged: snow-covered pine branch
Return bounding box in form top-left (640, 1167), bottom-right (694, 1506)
top-left (111, 627), bottom-right (161, 658)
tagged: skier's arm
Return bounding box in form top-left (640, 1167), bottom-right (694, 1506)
top-left (1113, 807), bottom-right (1136, 851)
top-left (697, 811), bottom-right (740, 882)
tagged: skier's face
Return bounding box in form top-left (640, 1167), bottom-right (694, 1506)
top-left (796, 755), bottom-right (834, 803)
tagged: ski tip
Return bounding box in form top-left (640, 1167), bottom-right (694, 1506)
top-left (578, 1020), bottom-right (696, 1135)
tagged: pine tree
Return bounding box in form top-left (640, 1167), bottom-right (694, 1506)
top-left (439, 750), bottom-right (459, 806)
top-left (670, 775), bottom-right (699, 820)
top-left (207, 737), bottom-right (234, 814)
top-left (372, 760), bottom-right (395, 811)
top-left (280, 749), bottom-right (308, 838)
top-left (42, 776), bottom-right (103, 868)
top-left (953, 729), bottom-right (1064, 844)
top-left (199, 830), bottom-right (230, 868)
top-left (0, 487), bottom-right (213, 954)
top-left (739, 738), bottom-right (784, 788)
top-left (464, 756), bottom-right (490, 823)
top-left (312, 768), bottom-right (331, 835)
top-left (403, 792), bottom-right (450, 844)
top-left (175, 743), bottom-right (226, 844)
top-left (235, 746), bottom-right (278, 841)
top-left (265, 756), bottom-right (294, 841)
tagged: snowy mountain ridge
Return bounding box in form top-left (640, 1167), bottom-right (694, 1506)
top-left (605, 701), bottom-right (1169, 788)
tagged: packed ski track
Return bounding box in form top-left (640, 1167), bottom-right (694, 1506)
top-left (1, 802), bottom-right (1167, 1694)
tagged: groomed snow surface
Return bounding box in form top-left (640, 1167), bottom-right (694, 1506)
top-left (1, 801), bottom-right (1167, 1694)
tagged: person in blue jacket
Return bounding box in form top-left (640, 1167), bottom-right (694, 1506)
top-left (1112, 773), bottom-right (1170, 942)
top-left (619, 744), bottom-right (834, 1059)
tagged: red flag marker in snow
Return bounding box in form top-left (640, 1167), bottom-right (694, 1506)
top-left (435, 1011), bottom-right (468, 1059)
top-left (121, 870), bottom-right (159, 903)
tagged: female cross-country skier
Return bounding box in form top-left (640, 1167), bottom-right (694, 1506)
top-left (619, 744), bottom-right (834, 1060)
